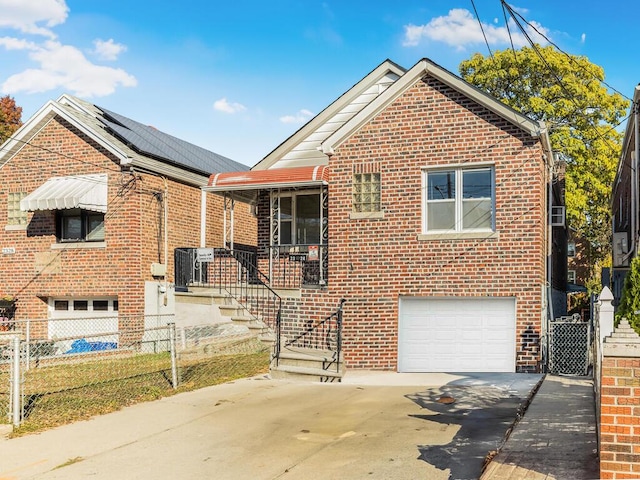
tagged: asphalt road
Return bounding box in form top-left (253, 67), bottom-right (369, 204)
top-left (0, 372), bottom-right (542, 480)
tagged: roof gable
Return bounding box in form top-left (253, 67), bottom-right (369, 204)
top-left (0, 94), bottom-right (248, 186)
top-left (252, 59), bottom-right (405, 171)
top-left (322, 58), bottom-right (548, 155)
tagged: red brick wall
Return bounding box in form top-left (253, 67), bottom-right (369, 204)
top-left (0, 115), bottom-right (256, 323)
top-left (600, 356), bottom-right (640, 479)
top-left (266, 74), bottom-right (547, 371)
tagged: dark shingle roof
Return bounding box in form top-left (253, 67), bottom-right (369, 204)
top-left (97, 107), bottom-right (248, 174)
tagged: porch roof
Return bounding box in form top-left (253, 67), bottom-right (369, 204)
top-left (205, 166), bottom-right (329, 204)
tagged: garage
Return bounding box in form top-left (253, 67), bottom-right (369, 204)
top-left (398, 297), bottom-right (516, 372)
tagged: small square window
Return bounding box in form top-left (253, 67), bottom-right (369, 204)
top-left (353, 172), bottom-right (381, 213)
top-left (93, 300), bottom-right (109, 311)
top-left (54, 300), bottom-right (69, 311)
top-left (74, 300), bottom-right (88, 311)
top-left (7, 192), bottom-right (27, 226)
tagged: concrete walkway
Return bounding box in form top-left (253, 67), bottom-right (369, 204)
top-left (481, 374), bottom-right (599, 480)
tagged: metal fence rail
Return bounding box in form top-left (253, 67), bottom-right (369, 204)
top-left (1, 315), bottom-right (269, 434)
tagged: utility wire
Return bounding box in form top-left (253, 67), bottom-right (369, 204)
top-left (470, 0), bottom-right (494, 60)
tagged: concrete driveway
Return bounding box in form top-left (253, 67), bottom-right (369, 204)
top-left (0, 372), bottom-right (541, 480)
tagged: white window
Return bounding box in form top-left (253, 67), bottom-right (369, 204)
top-left (568, 270), bottom-right (576, 284)
top-left (423, 167), bottom-right (494, 232)
top-left (273, 191), bottom-right (321, 246)
top-left (567, 242), bottom-right (576, 257)
top-left (551, 206), bottom-right (565, 226)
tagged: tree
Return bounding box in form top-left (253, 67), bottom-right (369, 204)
top-left (459, 45), bottom-right (629, 289)
top-left (0, 95), bottom-right (22, 142)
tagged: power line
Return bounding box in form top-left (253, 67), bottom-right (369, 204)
top-left (470, 0), bottom-right (494, 60)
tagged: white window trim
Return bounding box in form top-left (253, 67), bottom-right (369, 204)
top-left (421, 165), bottom-right (496, 235)
top-left (568, 270), bottom-right (577, 284)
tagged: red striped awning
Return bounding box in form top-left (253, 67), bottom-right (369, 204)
top-left (205, 166), bottom-right (329, 204)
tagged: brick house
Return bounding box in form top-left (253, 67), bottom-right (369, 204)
top-left (0, 94), bottom-right (255, 332)
top-left (612, 85), bottom-right (640, 306)
top-left (206, 58), bottom-right (561, 373)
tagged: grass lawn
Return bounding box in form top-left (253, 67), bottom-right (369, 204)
top-left (2, 348), bottom-right (270, 436)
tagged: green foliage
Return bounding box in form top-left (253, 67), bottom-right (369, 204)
top-left (459, 45), bottom-right (629, 288)
top-left (616, 255), bottom-right (640, 332)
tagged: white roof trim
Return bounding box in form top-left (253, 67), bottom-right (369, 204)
top-left (322, 58), bottom-right (545, 155)
top-left (252, 59), bottom-right (406, 171)
top-left (0, 100), bottom-right (130, 168)
top-left (20, 174), bottom-right (108, 213)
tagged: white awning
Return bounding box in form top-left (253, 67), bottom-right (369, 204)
top-left (20, 174), bottom-right (108, 213)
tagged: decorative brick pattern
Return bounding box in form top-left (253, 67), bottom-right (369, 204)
top-left (263, 74), bottom-right (547, 371)
top-left (600, 319), bottom-right (640, 479)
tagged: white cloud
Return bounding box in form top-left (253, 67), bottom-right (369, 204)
top-left (92, 38), bottom-right (127, 61)
top-left (0, 2), bottom-right (136, 98)
top-left (402, 8), bottom-right (549, 50)
top-left (213, 97), bottom-right (246, 114)
top-left (280, 109), bottom-right (313, 124)
top-left (1, 40), bottom-right (137, 97)
top-left (581, 33), bottom-right (586, 44)
top-left (0, 0), bottom-right (69, 38)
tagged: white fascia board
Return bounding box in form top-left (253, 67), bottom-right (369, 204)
top-left (0, 100), bottom-right (130, 167)
top-left (253, 59), bottom-right (406, 171)
top-left (323, 58), bottom-right (543, 155)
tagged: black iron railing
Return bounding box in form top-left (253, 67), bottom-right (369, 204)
top-left (268, 244), bottom-right (329, 288)
top-left (174, 247), bottom-right (281, 334)
top-left (208, 248), bottom-right (282, 334)
top-left (275, 299), bottom-right (345, 374)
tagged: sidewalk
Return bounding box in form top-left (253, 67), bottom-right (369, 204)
top-left (481, 374), bottom-right (599, 480)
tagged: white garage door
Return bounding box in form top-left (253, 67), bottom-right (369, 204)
top-left (398, 297), bottom-right (516, 372)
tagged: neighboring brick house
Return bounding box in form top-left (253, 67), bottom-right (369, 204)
top-left (612, 85), bottom-right (640, 306)
top-left (206, 58), bottom-right (560, 373)
top-left (0, 94), bottom-right (254, 331)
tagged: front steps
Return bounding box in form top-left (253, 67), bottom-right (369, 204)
top-left (175, 287), bottom-right (345, 382)
top-left (270, 347), bottom-right (345, 382)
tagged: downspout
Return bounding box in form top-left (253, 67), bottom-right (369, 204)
top-left (163, 177), bottom-right (169, 306)
top-left (621, 95), bottom-right (639, 265)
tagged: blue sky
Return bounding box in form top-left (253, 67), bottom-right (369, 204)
top-left (0, 1), bottom-right (637, 166)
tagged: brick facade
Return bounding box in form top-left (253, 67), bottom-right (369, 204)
top-left (0, 115), bottom-right (255, 324)
top-left (599, 319), bottom-right (640, 479)
top-left (260, 74), bottom-right (547, 372)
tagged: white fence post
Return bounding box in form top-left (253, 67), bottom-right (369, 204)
top-left (10, 336), bottom-right (21, 427)
top-left (598, 287), bottom-right (615, 345)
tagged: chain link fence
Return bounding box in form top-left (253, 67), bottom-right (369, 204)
top-left (1, 315), bottom-right (270, 435)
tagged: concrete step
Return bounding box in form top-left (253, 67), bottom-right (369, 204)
top-left (269, 364), bottom-right (344, 383)
top-left (271, 347), bottom-right (345, 382)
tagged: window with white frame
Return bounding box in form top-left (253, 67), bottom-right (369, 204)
top-left (7, 192), bottom-right (27, 226)
top-left (423, 166), bottom-right (494, 232)
top-left (568, 270), bottom-right (576, 284)
top-left (567, 242), bottom-right (576, 257)
top-left (274, 191), bottom-right (321, 245)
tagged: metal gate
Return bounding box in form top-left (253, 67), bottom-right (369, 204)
top-left (548, 316), bottom-right (591, 375)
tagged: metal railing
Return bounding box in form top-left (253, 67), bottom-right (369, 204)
top-left (208, 248), bottom-right (282, 333)
top-left (275, 299), bottom-right (345, 374)
top-left (268, 244), bottom-right (329, 288)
